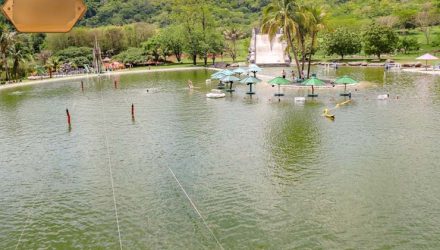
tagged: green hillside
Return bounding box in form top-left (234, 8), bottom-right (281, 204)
top-left (0, 0), bottom-right (438, 83)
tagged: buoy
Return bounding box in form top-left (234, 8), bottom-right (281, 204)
top-left (81, 81), bottom-right (84, 92)
top-left (66, 109), bottom-right (71, 126)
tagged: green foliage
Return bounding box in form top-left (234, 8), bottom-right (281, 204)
top-left (322, 28), bottom-right (361, 59)
top-left (173, 0), bottom-right (221, 65)
top-left (159, 25), bottom-right (186, 63)
top-left (113, 47), bottom-right (147, 65)
top-left (142, 36), bottom-right (162, 62)
top-left (45, 23), bottom-right (156, 55)
top-left (432, 33), bottom-right (440, 46)
top-left (362, 24), bottom-right (399, 59)
top-left (223, 28), bottom-right (246, 62)
top-left (397, 37), bottom-right (420, 54)
top-left (55, 47), bottom-right (93, 67)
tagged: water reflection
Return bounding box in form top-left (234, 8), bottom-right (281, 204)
top-left (266, 105), bottom-right (320, 185)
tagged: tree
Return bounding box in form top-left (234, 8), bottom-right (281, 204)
top-left (0, 26), bottom-right (16, 81)
top-left (415, 3), bottom-right (439, 45)
top-left (362, 24), bottom-right (398, 60)
top-left (9, 41), bottom-right (29, 80)
top-left (304, 5), bottom-right (326, 78)
top-left (142, 36), bottom-right (162, 64)
top-left (55, 47), bottom-right (93, 67)
top-left (114, 47), bottom-right (148, 65)
top-left (160, 25), bottom-right (185, 63)
top-left (29, 33), bottom-right (46, 54)
top-left (173, 0), bottom-right (217, 65)
top-left (45, 57), bottom-right (61, 78)
top-left (398, 37), bottom-right (420, 54)
top-left (261, 0), bottom-right (302, 77)
top-left (322, 28), bottom-right (361, 60)
top-left (208, 33), bottom-right (225, 65)
top-left (223, 27), bottom-right (246, 62)
top-left (36, 50), bottom-right (53, 66)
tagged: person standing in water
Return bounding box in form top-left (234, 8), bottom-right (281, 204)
top-left (188, 80), bottom-right (194, 89)
top-left (282, 69), bottom-right (286, 79)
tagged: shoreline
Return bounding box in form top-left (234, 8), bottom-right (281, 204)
top-left (1, 64), bottom-right (437, 92)
top-left (0, 66), bottom-right (206, 92)
top-left (401, 68), bottom-right (440, 75)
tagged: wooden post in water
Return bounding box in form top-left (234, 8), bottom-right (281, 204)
top-left (66, 109), bottom-right (71, 127)
top-left (131, 104), bottom-right (135, 122)
top-left (81, 81), bottom-right (84, 92)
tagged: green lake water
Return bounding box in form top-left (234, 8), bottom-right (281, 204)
top-left (1, 67), bottom-right (440, 249)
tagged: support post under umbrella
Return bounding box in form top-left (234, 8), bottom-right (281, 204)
top-left (247, 83), bottom-right (255, 95)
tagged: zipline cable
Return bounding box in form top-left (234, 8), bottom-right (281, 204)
top-left (120, 86), bottom-right (224, 250)
top-left (100, 85), bottom-right (123, 250)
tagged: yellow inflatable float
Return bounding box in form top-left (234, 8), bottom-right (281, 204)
top-left (323, 109), bottom-right (335, 120)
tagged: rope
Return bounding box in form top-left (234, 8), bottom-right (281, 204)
top-left (100, 87), bottom-right (123, 250)
top-left (167, 167), bottom-right (224, 250)
top-left (15, 192), bottom-right (42, 250)
top-left (328, 99), bottom-right (352, 111)
top-left (120, 86), bottom-right (224, 250)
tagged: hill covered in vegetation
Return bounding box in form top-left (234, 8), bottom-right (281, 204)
top-left (78, 0), bottom-right (440, 29)
top-left (0, 0), bottom-right (438, 83)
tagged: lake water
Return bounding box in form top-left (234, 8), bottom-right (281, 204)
top-left (1, 67), bottom-right (440, 249)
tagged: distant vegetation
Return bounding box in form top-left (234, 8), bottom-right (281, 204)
top-left (0, 0), bottom-right (438, 82)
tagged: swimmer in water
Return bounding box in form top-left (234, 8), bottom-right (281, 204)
top-left (188, 80), bottom-right (194, 89)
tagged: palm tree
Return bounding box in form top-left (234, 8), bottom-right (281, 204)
top-left (0, 26), bottom-right (16, 81)
top-left (45, 57), bottom-right (61, 78)
top-left (305, 5), bottom-right (326, 78)
top-left (223, 27), bottom-right (246, 62)
top-left (293, 4), bottom-right (309, 72)
top-left (261, 0), bottom-right (302, 77)
top-left (9, 41), bottom-right (28, 80)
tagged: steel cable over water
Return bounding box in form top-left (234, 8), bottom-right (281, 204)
top-left (100, 85), bottom-right (123, 250)
top-left (120, 86), bottom-right (224, 250)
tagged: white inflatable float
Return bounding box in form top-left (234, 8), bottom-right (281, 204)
top-left (206, 89), bottom-right (226, 99)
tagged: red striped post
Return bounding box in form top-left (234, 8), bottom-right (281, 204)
top-left (66, 109), bottom-right (71, 126)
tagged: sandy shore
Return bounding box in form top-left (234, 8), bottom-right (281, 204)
top-left (0, 66), bottom-right (206, 91)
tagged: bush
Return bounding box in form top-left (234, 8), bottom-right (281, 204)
top-left (55, 47), bottom-right (93, 67)
top-left (432, 34), bottom-right (440, 47)
top-left (398, 37), bottom-right (420, 54)
top-left (113, 47), bottom-right (147, 65)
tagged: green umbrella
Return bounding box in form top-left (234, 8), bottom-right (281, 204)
top-left (268, 77), bottom-right (291, 100)
top-left (303, 76), bottom-right (325, 96)
top-left (268, 77), bottom-right (291, 85)
top-left (241, 76), bottom-right (261, 95)
top-left (221, 75), bottom-right (241, 92)
top-left (335, 75), bottom-right (358, 93)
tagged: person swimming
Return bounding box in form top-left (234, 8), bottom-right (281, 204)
top-left (188, 80), bottom-right (194, 89)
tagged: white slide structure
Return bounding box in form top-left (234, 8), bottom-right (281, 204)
top-left (249, 29), bottom-right (290, 66)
